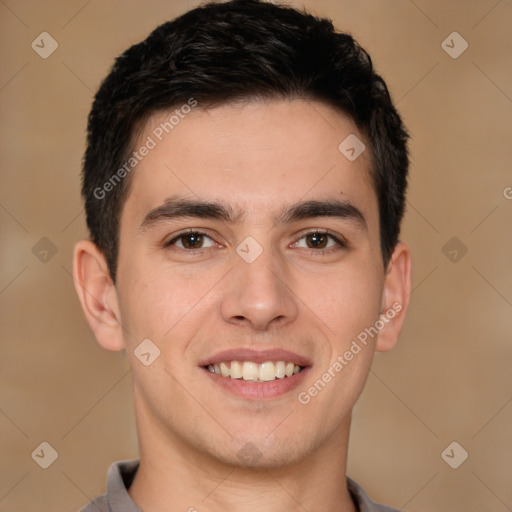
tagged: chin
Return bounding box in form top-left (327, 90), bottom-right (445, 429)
top-left (208, 434), bottom-right (312, 471)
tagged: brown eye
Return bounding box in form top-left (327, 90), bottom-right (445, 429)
top-left (293, 231), bottom-right (346, 254)
top-left (180, 233), bottom-right (205, 249)
top-left (166, 231), bottom-right (216, 250)
top-left (305, 232), bottom-right (329, 249)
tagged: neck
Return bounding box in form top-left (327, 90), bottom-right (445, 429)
top-left (128, 393), bottom-right (357, 512)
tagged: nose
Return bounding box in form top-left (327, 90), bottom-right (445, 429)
top-left (220, 243), bottom-right (299, 331)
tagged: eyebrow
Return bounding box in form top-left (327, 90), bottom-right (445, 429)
top-left (140, 195), bottom-right (367, 231)
top-left (276, 199), bottom-right (366, 229)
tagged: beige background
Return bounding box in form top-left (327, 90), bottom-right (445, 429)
top-left (1, 0), bottom-right (511, 510)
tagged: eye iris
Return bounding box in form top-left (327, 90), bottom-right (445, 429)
top-left (307, 232), bottom-right (327, 249)
top-left (182, 233), bottom-right (203, 249)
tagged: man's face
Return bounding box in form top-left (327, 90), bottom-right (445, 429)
top-left (114, 99), bottom-right (389, 467)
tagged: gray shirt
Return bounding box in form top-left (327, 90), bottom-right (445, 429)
top-left (79, 459), bottom-right (400, 512)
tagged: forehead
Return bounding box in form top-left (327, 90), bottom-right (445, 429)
top-left (122, 99), bottom-right (377, 229)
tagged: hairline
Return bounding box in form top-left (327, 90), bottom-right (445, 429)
top-left (109, 95), bottom-right (382, 279)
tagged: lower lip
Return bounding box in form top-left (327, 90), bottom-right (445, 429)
top-left (202, 366), bottom-right (311, 400)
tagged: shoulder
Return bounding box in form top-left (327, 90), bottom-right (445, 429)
top-left (347, 477), bottom-right (401, 512)
top-left (77, 459), bottom-right (140, 512)
top-left (78, 494), bottom-right (110, 512)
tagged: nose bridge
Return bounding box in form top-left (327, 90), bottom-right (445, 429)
top-left (220, 237), bottom-right (297, 330)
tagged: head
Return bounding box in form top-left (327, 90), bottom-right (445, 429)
top-left (74, 0), bottom-right (411, 470)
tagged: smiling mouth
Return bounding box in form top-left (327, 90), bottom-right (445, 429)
top-left (203, 360), bottom-right (305, 382)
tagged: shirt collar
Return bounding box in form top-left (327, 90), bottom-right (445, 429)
top-left (105, 459), bottom-right (141, 512)
top-left (104, 459), bottom-right (397, 512)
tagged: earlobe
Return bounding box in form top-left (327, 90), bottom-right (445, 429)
top-left (375, 241), bottom-right (412, 352)
top-left (72, 239), bottom-right (125, 351)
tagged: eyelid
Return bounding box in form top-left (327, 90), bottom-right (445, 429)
top-left (165, 229), bottom-right (219, 248)
top-left (165, 228), bottom-right (348, 258)
top-left (295, 228), bottom-right (347, 244)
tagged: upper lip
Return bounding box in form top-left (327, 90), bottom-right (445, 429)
top-left (198, 348), bottom-right (312, 368)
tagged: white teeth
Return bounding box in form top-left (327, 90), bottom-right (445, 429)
top-left (230, 360), bottom-right (243, 378)
top-left (219, 361), bottom-right (230, 377)
top-left (242, 361), bottom-right (259, 381)
top-left (207, 360), bottom-right (303, 381)
top-left (259, 361), bottom-right (276, 381)
top-left (275, 361), bottom-right (286, 379)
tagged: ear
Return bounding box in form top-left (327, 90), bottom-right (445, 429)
top-left (375, 241), bottom-right (412, 352)
top-left (72, 239), bottom-right (125, 351)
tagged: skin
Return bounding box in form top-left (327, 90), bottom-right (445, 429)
top-left (73, 99), bottom-right (411, 512)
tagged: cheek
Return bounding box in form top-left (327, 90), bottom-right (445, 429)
top-left (118, 264), bottom-right (218, 345)
top-left (298, 272), bottom-right (381, 415)
top-left (303, 264), bottom-right (383, 342)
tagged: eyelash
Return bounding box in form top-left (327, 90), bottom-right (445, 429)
top-left (165, 229), bottom-right (347, 256)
